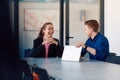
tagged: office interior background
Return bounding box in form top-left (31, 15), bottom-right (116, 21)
top-left (9, 0), bottom-right (120, 58)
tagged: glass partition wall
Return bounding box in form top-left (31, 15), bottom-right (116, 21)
top-left (68, 0), bottom-right (100, 45)
top-left (11, 0), bottom-right (101, 58)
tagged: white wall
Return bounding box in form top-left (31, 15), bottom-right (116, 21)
top-left (69, 3), bottom-right (99, 45)
top-left (105, 0), bottom-right (120, 55)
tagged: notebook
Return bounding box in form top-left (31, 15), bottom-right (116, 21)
top-left (62, 45), bottom-right (82, 61)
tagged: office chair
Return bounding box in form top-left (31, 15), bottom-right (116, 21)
top-left (18, 60), bottom-right (41, 80)
top-left (18, 60), bottom-right (54, 80)
top-left (106, 53), bottom-right (120, 65)
top-left (32, 64), bottom-right (56, 80)
top-left (109, 52), bottom-right (116, 56)
top-left (17, 60), bottom-right (33, 80)
top-left (24, 48), bottom-right (33, 57)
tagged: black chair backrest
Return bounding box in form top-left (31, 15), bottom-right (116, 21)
top-left (109, 52), bottom-right (117, 56)
top-left (25, 48), bottom-right (33, 57)
top-left (18, 60), bottom-right (33, 80)
top-left (106, 56), bottom-right (120, 65)
top-left (33, 67), bottom-right (49, 80)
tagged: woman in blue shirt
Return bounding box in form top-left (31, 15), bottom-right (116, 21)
top-left (76, 20), bottom-right (109, 61)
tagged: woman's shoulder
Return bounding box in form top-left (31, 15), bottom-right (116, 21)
top-left (53, 38), bottom-right (59, 41)
top-left (34, 37), bottom-right (43, 41)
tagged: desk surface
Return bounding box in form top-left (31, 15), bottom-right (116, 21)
top-left (25, 58), bottom-right (120, 80)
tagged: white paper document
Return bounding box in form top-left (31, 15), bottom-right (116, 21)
top-left (62, 45), bottom-right (82, 61)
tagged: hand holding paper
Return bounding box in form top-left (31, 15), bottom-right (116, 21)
top-left (62, 45), bottom-right (82, 61)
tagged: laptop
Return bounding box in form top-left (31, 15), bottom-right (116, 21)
top-left (61, 45), bottom-right (82, 62)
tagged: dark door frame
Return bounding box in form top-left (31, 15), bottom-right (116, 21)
top-left (14, 0), bottom-right (19, 55)
top-left (60, 0), bottom-right (64, 48)
top-left (60, 0), bottom-right (104, 45)
top-left (65, 0), bottom-right (70, 45)
top-left (100, 0), bottom-right (104, 35)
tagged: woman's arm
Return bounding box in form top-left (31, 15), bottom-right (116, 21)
top-left (32, 38), bottom-right (45, 57)
top-left (54, 39), bottom-right (63, 57)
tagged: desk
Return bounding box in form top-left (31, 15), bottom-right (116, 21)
top-left (25, 58), bottom-right (120, 80)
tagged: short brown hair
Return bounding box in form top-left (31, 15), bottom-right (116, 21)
top-left (84, 20), bottom-right (99, 32)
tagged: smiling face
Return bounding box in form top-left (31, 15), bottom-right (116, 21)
top-left (43, 24), bottom-right (54, 38)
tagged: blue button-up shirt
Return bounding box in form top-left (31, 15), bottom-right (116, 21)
top-left (81, 32), bottom-right (109, 61)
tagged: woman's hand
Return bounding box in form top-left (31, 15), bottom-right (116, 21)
top-left (42, 39), bottom-right (49, 45)
top-left (42, 38), bottom-right (58, 46)
top-left (48, 38), bottom-right (58, 46)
